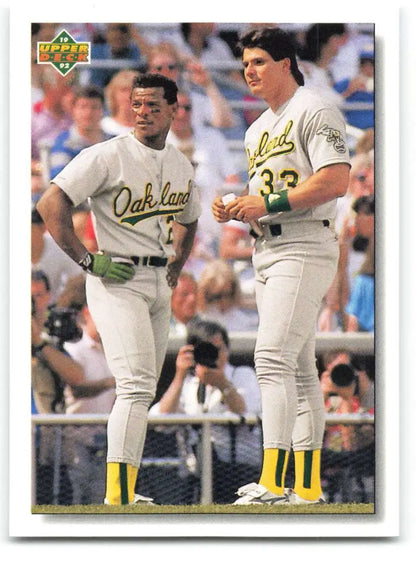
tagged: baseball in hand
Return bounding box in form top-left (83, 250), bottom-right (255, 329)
top-left (222, 193), bottom-right (237, 206)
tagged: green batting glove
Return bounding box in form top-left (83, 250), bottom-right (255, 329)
top-left (79, 252), bottom-right (135, 282)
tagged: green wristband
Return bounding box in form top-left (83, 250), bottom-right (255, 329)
top-left (264, 190), bottom-right (292, 213)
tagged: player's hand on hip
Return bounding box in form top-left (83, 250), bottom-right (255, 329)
top-left (166, 260), bottom-right (181, 288)
top-left (89, 254), bottom-right (135, 282)
top-left (212, 196), bottom-right (231, 223)
top-left (226, 195), bottom-right (267, 222)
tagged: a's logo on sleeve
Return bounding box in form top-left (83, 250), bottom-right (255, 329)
top-left (37, 29), bottom-right (91, 76)
top-left (316, 124), bottom-right (347, 154)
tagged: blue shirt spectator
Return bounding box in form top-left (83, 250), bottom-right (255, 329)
top-left (346, 273), bottom-right (374, 332)
top-left (334, 47), bottom-right (374, 130)
top-left (84, 23), bottom-right (147, 88)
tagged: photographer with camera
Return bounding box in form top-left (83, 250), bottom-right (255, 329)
top-left (150, 319), bottom-right (262, 503)
top-left (31, 269), bottom-right (86, 504)
top-left (320, 350), bottom-right (374, 502)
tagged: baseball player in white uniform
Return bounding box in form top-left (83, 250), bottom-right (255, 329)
top-left (212, 27), bottom-right (351, 505)
top-left (37, 73), bottom-right (201, 505)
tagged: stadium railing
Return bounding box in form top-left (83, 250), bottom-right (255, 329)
top-left (31, 331), bottom-right (374, 505)
top-left (168, 331), bottom-right (374, 358)
top-left (32, 411), bottom-right (375, 506)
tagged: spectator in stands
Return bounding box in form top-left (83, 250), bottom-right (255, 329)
top-left (173, 23), bottom-right (250, 140)
top-left (47, 85), bottom-right (112, 238)
top-left (31, 270), bottom-right (86, 410)
top-left (196, 259), bottom-right (258, 331)
top-left (318, 156), bottom-right (374, 332)
top-left (31, 269), bottom-right (52, 328)
top-left (326, 24), bottom-right (374, 84)
top-left (64, 303), bottom-right (116, 504)
top-left (168, 90), bottom-right (242, 276)
top-left (49, 85), bottom-right (111, 179)
top-left (335, 150), bottom-right (374, 234)
top-left (174, 23), bottom-right (243, 84)
top-left (319, 194), bottom-right (375, 332)
top-left (31, 269), bottom-right (85, 505)
top-left (299, 24), bottom-right (349, 109)
top-left (31, 206), bottom-right (83, 305)
top-left (85, 23), bottom-right (149, 88)
top-left (101, 69), bottom-right (138, 136)
top-left (321, 350), bottom-right (374, 413)
top-left (170, 272), bottom-right (201, 337)
top-left (334, 45), bottom-right (374, 130)
top-left (345, 233), bottom-right (374, 332)
top-left (320, 350), bottom-right (374, 502)
top-left (31, 67), bottom-right (77, 160)
top-left (334, 152), bottom-right (374, 298)
top-left (31, 23), bottom-right (62, 104)
top-left (146, 42), bottom-right (234, 130)
top-left (150, 319), bottom-right (262, 503)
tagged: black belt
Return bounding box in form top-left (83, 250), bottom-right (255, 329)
top-left (250, 219), bottom-right (330, 239)
top-left (130, 256), bottom-right (168, 267)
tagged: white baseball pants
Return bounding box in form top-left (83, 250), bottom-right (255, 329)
top-left (86, 267), bottom-right (172, 467)
top-left (253, 222), bottom-right (339, 452)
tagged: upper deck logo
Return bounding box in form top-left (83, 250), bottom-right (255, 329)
top-left (37, 29), bottom-right (90, 76)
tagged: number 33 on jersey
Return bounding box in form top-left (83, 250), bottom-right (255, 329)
top-left (245, 87), bottom-right (348, 221)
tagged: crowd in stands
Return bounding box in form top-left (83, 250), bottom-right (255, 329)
top-left (30, 22), bottom-right (375, 504)
top-left (31, 21), bottom-right (375, 335)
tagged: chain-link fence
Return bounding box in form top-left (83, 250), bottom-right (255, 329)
top-left (32, 413), bottom-right (374, 506)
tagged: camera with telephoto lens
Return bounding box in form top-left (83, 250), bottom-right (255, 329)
top-left (329, 363), bottom-right (359, 395)
top-left (44, 306), bottom-right (83, 344)
top-left (190, 339), bottom-right (219, 368)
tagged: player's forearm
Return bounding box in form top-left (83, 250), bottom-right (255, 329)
top-left (285, 163), bottom-right (350, 210)
top-left (37, 184), bottom-right (88, 264)
top-left (226, 164), bottom-right (350, 222)
top-left (172, 220), bottom-right (198, 268)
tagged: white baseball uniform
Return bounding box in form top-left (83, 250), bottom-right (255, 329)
top-left (52, 131), bottom-right (201, 468)
top-left (245, 86), bottom-right (350, 452)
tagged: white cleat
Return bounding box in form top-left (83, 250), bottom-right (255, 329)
top-left (233, 483), bottom-right (289, 505)
top-left (286, 489), bottom-right (326, 504)
top-left (104, 493), bottom-right (156, 505)
top-left (131, 493), bottom-right (156, 505)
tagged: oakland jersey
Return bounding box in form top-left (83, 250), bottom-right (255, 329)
top-left (52, 131), bottom-right (201, 258)
top-left (245, 86), bottom-right (350, 224)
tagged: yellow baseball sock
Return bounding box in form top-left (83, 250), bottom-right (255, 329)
top-left (258, 448), bottom-right (288, 495)
top-left (105, 462), bottom-right (139, 505)
top-left (293, 449), bottom-right (323, 501)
